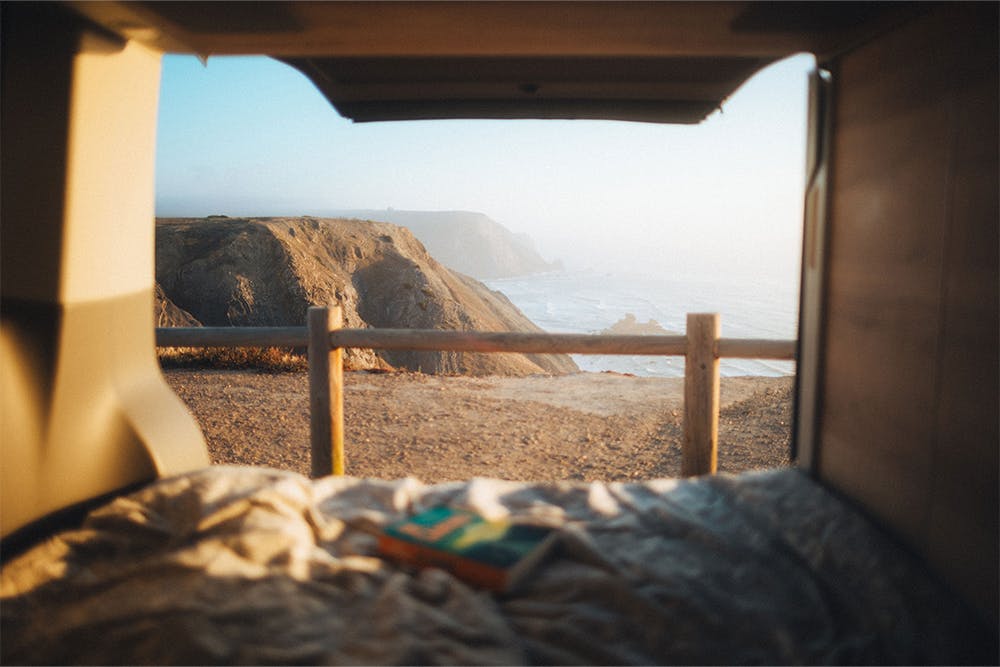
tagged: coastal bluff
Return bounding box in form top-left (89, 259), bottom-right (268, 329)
top-left (320, 209), bottom-right (561, 279)
top-left (155, 217), bottom-right (578, 377)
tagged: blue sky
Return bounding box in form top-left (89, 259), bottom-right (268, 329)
top-left (156, 53), bottom-right (814, 282)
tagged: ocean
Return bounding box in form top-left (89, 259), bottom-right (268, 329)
top-left (485, 269), bottom-right (799, 378)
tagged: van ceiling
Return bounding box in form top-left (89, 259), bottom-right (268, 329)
top-left (67, 1), bottom-right (918, 124)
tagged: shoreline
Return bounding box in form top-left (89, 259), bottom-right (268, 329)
top-left (165, 369), bottom-right (794, 482)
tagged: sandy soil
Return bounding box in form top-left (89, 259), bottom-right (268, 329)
top-left (164, 369), bottom-right (794, 483)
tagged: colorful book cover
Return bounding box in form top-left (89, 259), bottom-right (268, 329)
top-left (376, 507), bottom-right (558, 592)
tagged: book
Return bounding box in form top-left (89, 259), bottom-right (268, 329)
top-left (376, 506), bottom-right (559, 592)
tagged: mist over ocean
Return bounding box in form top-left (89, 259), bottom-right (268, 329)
top-left (486, 269), bottom-right (798, 378)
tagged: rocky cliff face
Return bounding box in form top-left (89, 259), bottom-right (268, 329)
top-left (322, 209), bottom-right (561, 279)
top-left (155, 217), bottom-right (578, 376)
top-left (155, 283), bottom-right (202, 328)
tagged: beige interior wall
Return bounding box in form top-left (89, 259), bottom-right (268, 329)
top-left (815, 3), bottom-right (998, 621)
top-left (1, 5), bottom-right (208, 538)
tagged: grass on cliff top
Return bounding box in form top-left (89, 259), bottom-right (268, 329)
top-left (158, 346), bottom-right (308, 373)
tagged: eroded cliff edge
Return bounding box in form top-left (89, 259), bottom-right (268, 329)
top-left (155, 217), bottom-right (578, 376)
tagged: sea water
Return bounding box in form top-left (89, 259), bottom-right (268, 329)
top-left (485, 269), bottom-right (798, 378)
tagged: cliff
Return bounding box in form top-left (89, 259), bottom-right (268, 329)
top-left (323, 209), bottom-right (560, 279)
top-left (155, 217), bottom-right (578, 376)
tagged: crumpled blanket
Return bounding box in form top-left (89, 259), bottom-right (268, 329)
top-left (1, 467), bottom-right (991, 665)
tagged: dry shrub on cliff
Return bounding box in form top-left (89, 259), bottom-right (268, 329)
top-left (158, 347), bottom-right (308, 372)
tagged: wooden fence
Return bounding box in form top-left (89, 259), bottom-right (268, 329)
top-left (157, 305), bottom-right (796, 478)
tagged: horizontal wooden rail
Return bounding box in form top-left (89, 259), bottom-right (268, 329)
top-left (328, 329), bottom-right (690, 356)
top-left (156, 326), bottom-right (796, 360)
top-left (157, 326), bottom-right (308, 348)
top-left (717, 338), bottom-right (796, 360)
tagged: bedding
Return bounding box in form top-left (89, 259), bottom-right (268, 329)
top-left (1, 466), bottom-right (992, 665)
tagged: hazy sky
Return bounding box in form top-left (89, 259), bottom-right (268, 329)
top-left (156, 53), bottom-right (814, 283)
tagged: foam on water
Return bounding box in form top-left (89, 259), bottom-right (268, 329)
top-left (486, 269), bottom-right (799, 378)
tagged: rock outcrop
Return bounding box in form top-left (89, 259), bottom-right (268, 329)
top-left (601, 313), bottom-right (679, 336)
top-left (155, 217), bottom-right (578, 376)
top-left (322, 209), bottom-right (561, 279)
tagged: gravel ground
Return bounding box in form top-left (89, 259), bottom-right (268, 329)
top-left (164, 369), bottom-right (794, 483)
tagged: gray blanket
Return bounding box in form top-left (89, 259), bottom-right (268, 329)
top-left (1, 467), bottom-right (990, 664)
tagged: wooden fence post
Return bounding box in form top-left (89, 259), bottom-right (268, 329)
top-left (683, 313), bottom-right (720, 476)
top-left (309, 306), bottom-right (344, 477)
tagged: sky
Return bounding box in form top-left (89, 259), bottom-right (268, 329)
top-left (156, 52), bottom-right (815, 283)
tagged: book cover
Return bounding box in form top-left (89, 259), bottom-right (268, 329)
top-left (376, 507), bottom-right (558, 592)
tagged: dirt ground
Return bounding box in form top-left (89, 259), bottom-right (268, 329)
top-left (164, 369), bottom-right (794, 483)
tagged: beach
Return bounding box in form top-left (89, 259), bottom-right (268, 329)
top-left (164, 369), bottom-right (794, 482)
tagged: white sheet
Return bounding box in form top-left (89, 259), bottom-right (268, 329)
top-left (1, 466), bottom-right (990, 664)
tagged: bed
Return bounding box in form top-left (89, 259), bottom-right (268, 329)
top-left (1, 466), bottom-right (993, 665)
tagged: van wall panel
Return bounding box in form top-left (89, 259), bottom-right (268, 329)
top-left (817, 4), bottom-right (998, 620)
top-left (925, 65), bottom-right (999, 611)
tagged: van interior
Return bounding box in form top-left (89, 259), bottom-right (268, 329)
top-left (2, 2), bottom-right (996, 663)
